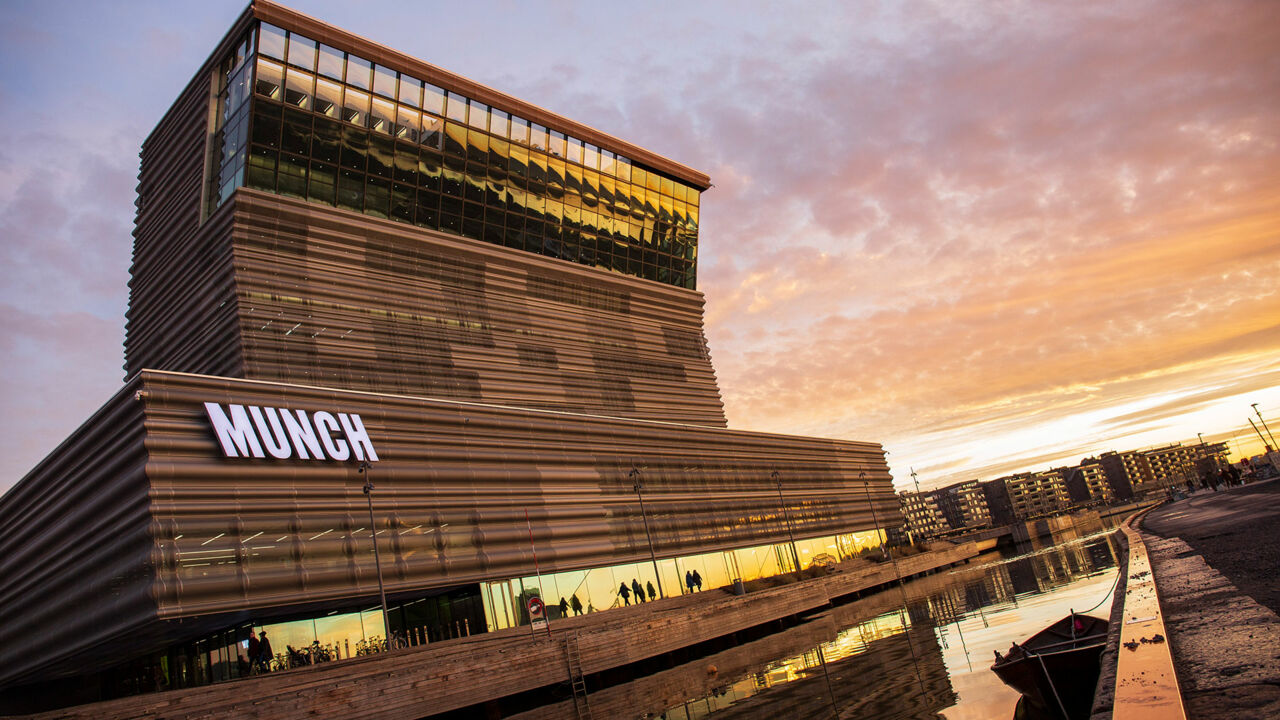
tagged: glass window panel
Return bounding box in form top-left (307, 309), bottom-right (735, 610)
top-left (467, 100), bottom-right (489, 130)
top-left (312, 117), bottom-right (341, 163)
top-left (418, 150), bottom-right (442, 192)
top-left (394, 142), bottom-right (419, 185)
top-left (615, 155), bottom-right (631, 182)
top-left (395, 106), bottom-right (420, 142)
top-left (583, 143), bottom-right (600, 170)
top-left (371, 96), bottom-right (396, 134)
top-left (346, 55), bottom-right (372, 90)
top-left (441, 159), bottom-right (464, 198)
top-left (278, 153), bottom-right (307, 198)
top-left (466, 128), bottom-right (489, 164)
top-left (566, 136), bottom-right (583, 165)
top-left (547, 157), bottom-right (565, 199)
top-left (422, 83), bottom-right (445, 116)
top-left (340, 126), bottom-right (368, 170)
top-left (281, 108), bottom-right (311, 156)
top-left (508, 115), bottom-right (529, 145)
top-left (660, 176), bottom-right (674, 197)
top-left (366, 175), bottom-right (390, 218)
top-left (582, 170), bottom-right (599, 208)
top-left (415, 189), bottom-right (440, 228)
top-left (246, 145), bottom-right (276, 191)
top-left (286, 34), bottom-right (317, 70)
top-left (250, 106), bottom-right (281, 148)
top-left (600, 150), bottom-right (615, 177)
top-left (397, 74), bottom-right (421, 107)
top-left (373, 64), bottom-right (397, 98)
top-left (599, 175), bottom-right (615, 206)
top-left (368, 134), bottom-right (393, 177)
top-left (317, 44), bottom-right (344, 80)
top-left (342, 88), bottom-right (370, 126)
top-left (255, 58), bottom-right (284, 100)
top-left (337, 168), bottom-right (364, 211)
top-left (530, 123), bottom-right (548, 151)
top-left (391, 182), bottom-right (413, 223)
top-left (646, 169), bottom-right (661, 192)
top-left (443, 122), bottom-right (467, 158)
top-left (446, 92), bottom-right (468, 123)
top-left (631, 167), bottom-right (647, 191)
top-left (489, 109), bottom-right (509, 137)
top-left (258, 23), bottom-right (287, 61)
top-left (284, 68), bottom-right (312, 109)
top-left (441, 194), bottom-right (463, 217)
top-left (548, 130), bottom-right (566, 158)
top-left (420, 114), bottom-right (444, 150)
top-left (314, 77), bottom-right (342, 117)
top-left (508, 144), bottom-right (528, 179)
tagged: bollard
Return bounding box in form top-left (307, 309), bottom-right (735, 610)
top-left (464, 618), bottom-right (471, 636)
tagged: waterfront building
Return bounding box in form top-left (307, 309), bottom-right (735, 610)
top-left (1094, 450), bottom-right (1151, 500)
top-left (936, 480), bottom-right (991, 530)
top-left (899, 491), bottom-right (948, 541)
top-left (988, 470), bottom-right (1069, 521)
top-left (0, 2), bottom-right (898, 712)
top-left (1061, 461), bottom-right (1113, 506)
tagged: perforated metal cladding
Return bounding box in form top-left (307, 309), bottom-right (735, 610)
top-left (131, 371), bottom-right (896, 622)
top-left (231, 191), bottom-right (727, 425)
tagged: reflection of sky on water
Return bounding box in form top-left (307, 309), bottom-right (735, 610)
top-left (650, 528), bottom-right (1120, 720)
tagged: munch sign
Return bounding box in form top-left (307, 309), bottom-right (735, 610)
top-left (204, 402), bottom-right (379, 462)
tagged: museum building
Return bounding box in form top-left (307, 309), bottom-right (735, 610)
top-left (0, 1), bottom-right (899, 711)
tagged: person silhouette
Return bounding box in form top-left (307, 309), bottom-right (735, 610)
top-left (618, 582), bottom-right (631, 606)
top-left (646, 581), bottom-right (657, 601)
top-left (570, 593), bottom-right (583, 615)
top-left (631, 578), bottom-right (644, 603)
top-left (558, 596), bottom-right (569, 618)
top-left (685, 570), bottom-right (695, 594)
top-left (692, 569), bottom-right (703, 591)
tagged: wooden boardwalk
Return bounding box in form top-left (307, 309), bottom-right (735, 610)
top-left (18, 543), bottom-right (978, 720)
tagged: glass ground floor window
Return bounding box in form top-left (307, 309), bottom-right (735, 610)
top-left (480, 528), bottom-right (885, 631)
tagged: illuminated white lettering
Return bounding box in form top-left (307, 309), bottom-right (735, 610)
top-left (204, 402), bottom-right (265, 458)
top-left (313, 411), bottom-right (350, 461)
top-left (280, 409), bottom-right (323, 460)
top-left (339, 413), bottom-right (379, 462)
top-left (250, 406), bottom-right (292, 459)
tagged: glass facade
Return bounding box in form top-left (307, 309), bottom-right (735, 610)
top-left (208, 23), bottom-right (702, 289)
top-left (481, 528), bottom-right (885, 631)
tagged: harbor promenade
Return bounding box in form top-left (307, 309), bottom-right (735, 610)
top-left (1106, 479), bottom-right (1280, 719)
top-left (7, 542), bottom-right (980, 720)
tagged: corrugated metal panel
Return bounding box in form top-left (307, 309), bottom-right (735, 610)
top-left (229, 191), bottom-right (727, 426)
top-left (138, 370), bottom-right (897, 621)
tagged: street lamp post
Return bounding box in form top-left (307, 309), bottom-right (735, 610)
top-left (358, 460), bottom-right (392, 646)
top-left (860, 471), bottom-right (889, 562)
top-left (1253, 404), bottom-right (1278, 449)
top-left (631, 467), bottom-right (665, 599)
top-left (773, 471), bottom-right (802, 576)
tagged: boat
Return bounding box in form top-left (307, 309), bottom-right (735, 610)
top-left (991, 611), bottom-right (1109, 720)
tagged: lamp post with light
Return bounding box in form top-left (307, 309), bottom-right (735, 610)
top-left (358, 460), bottom-right (392, 646)
top-left (631, 467), bottom-right (665, 599)
top-left (772, 471), bottom-right (802, 576)
top-left (860, 470), bottom-right (889, 562)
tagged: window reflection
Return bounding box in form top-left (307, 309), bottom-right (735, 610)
top-left (230, 20), bottom-right (703, 289)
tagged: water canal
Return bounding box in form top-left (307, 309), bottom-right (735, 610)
top-left (518, 519), bottom-right (1123, 720)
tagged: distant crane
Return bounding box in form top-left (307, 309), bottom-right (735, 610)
top-left (910, 467), bottom-right (921, 493)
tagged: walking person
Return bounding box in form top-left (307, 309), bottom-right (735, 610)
top-left (258, 630), bottom-right (274, 672)
top-left (631, 579), bottom-right (644, 603)
top-left (558, 596), bottom-right (569, 618)
top-left (247, 630), bottom-right (261, 674)
top-left (685, 570), bottom-right (695, 594)
top-left (692, 569), bottom-right (703, 591)
top-left (618, 582), bottom-right (631, 606)
top-left (570, 594), bottom-right (583, 615)
top-left (646, 581), bottom-right (657, 602)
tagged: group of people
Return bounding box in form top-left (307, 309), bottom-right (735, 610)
top-left (684, 570), bottom-right (703, 593)
top-left (237, 629), bottom-right (274, 675)
top-left (617, 578), bottom-right (658, 605)
top-left (1182, 465), bottom-right (1245, 495)
top-left (557, 594), bottom-right (586, 616)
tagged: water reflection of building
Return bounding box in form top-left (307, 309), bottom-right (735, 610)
top-left (656, 613), bottom-right (955, 720)
top-left (0, 2), bottom-right (901, 712)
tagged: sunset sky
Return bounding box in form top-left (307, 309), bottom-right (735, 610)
top-left (1, 0), bottom-right (1277, 495)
